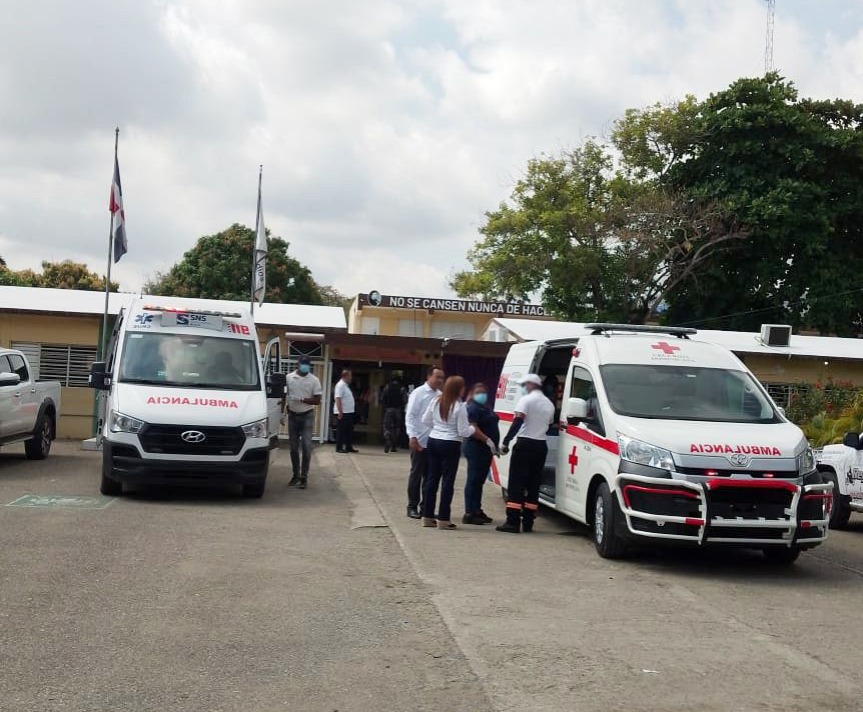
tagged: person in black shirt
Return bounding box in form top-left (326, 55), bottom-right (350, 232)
top-left (462, 383), bottom-right (500, 525)
top-left (381, 376), bottom-right (406, 453)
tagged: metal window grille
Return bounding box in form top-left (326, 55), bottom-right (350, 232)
top-left (12, 342), bottom-right (98, 387)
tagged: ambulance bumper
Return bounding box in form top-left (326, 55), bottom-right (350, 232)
top-left (613, 473), bottom-right (833, 548)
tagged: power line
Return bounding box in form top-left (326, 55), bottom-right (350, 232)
top-left (670, 286), bottom-right (863, 328)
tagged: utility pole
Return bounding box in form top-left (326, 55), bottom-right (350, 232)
top-left (765, 0), bottom-right (776, 74)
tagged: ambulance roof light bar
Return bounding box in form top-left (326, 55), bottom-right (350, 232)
top-left (142, 305), bottom-right (243, 319)
top-left (586, 323), bottom-right (698, 339)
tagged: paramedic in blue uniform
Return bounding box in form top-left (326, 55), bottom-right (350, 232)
top-left (462, 383), bottom-right (499, 525)
top-left (497, 374), bottom-right (555, 534)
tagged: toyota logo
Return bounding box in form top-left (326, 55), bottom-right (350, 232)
top-left (181, 430), bottom-right (207, 443)
top-left (729, 453), bottom-right (751, 468)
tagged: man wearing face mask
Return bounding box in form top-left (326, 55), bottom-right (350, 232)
top-left (497, 374), bottom-right (555, 533)
top-left (286, 356), bottom-right (322, 489)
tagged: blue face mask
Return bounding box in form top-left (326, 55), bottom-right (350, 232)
top-left (299, 364), bottom-right (311, 375)
top-left (473, 392), bottom-right (488, 406)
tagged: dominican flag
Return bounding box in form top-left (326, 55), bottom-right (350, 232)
top-left (109, 157), bottom-right (127, 262)
top-left (253, 177), bottom-right (267, 305)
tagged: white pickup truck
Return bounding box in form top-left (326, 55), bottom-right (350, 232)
top-left (0, 348), bottom-right (61, 459)
top-left (814, 433), bottom-right (863, 528)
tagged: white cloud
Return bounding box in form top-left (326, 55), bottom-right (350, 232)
top-left (0, 0), bottom-right (860, 300)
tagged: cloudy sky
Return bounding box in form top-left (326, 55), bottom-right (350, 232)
top-left (1, 0), bottom-right (862, 299)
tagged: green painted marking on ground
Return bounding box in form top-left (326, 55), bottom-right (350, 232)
top-left (6, 494), bottom-right (115, 510)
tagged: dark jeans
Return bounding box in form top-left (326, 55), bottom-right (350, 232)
top-left (383, 407), bottom-right (401, 449)
top-left (408, 447), bottom-right (428, 509)
top-left (422, 438), bottom-right (462, 521)
top-left (463, 440), bottom-right (492, 514)
top-left (288, 410), bottom-right (315, 477)
top-left (336, 413), bottom-right (355, 451)
top-left (507, 438), bottom-right (547, 518)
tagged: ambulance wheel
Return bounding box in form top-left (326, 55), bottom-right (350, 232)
top-left (762, 546), bottom-right (801, 566)
top-left (823, 472), bottom-right (852, 529)
top-left (100, 472), bottom-right (122, 497)
top-left (100, 448), bottom-right (123, 496)
top-left (243, 481), bottom-right (266, 498)
top-left (593, 482), bottom-right (627, 559)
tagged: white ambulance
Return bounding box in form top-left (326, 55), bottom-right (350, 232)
top-left (89, 299), bottom-right (286, 498)
top-left (492, 324), bottom-right (832, 564)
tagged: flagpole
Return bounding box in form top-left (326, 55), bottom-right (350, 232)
top-left (251, 164), bottom-right (262, 314)
top-left (100, 127), bottom-right (119, 360)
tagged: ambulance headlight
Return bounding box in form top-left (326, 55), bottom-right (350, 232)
top-left (109, 412), bottom-right (144, 434)
top-left (797, 444), bottom-right (816, 475)
top-left (618, 435), bottom-right (674, 471)
top-left (242, 419), bottom-right (269, 439)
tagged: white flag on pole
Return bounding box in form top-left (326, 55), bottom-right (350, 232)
top-left (253, 176), bottom-right (267, 305)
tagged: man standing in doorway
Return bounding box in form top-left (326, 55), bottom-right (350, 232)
top-left (381, 375), bottom-right (406, 453)
top-left (404, 366), bottom-right (445, 519)
top-left (286, 356), bottom-right (322, 490)
top-left (334, 369), bottom-right (358, 454)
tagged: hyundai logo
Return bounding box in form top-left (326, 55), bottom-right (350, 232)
top-left (181, 430), bottom-right (207, 443)
top-left (729, 453), bottom-right (751, 468)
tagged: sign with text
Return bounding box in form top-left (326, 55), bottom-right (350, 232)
top-left (359, 294), bottom-right (546, 317)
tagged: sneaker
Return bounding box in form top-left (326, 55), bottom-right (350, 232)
top-left (298, 478), bottom-right (307, 490)
top-left (288, 476), bottom-right (300, 487)
top-left (384, 445), bottom-right (391, 453)
top-left (462, 513), bottom-right (487, 525)
top-left (477, 510), bottom-right (494, 523)
top-left (407, 507), bottom-right (421, 519)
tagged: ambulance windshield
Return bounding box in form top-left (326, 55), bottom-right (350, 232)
top-left (119, 333), bottom-right (260, 391)
top-left (600, 365), bottom-right (780, 423)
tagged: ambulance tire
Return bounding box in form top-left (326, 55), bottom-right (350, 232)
top-left (823, 472), bottom-right (852, 529)
top-left (243, 480), bottom-right (266, 498)
top-left (593, 481), bottom-right (627, 559)
top-left (762, 546), bottom-right (801, 566)
top-left (100, 448), bottom-right (123, 496)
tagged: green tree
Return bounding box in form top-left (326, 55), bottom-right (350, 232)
top-left (38, 260), bottom-right (118, 291)
top-left (451, 142), bottom-right (743, 323)
top-left (0, 259), bottom-right (116, 290)
top-left (145, 223), bottom-right (323, 304)
top-left (661, 75), bottom-right (863, 334)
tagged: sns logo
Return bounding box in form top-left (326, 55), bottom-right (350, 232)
top-left (134, 314), bottom-right (154, 327)
top-left (228, 323), bottom-right (251, 335)
top-left (175, 313), bottom-right (211, 325)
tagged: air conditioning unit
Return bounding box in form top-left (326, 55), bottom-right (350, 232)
top-left (760, 324), bottom-right (792, 347)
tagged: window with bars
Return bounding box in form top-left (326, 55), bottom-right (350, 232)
top-left (11, 342), bottom-right (98, 387)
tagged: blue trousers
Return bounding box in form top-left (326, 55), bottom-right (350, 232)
top-left (422, 438), bottom-right (461, 521)
top-left (463, 440), bottom-right (492, 514)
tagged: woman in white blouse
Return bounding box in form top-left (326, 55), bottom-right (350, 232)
top-left (421, 376), bottom-right (495, 529)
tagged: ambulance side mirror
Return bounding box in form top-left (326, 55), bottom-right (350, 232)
top-left (266, 372), bottom-right (287, 399)
top-left (842, 432), bottom-right (862, 449)
top-left (88, 362), bottom-right (111, 391)
top-left (566, 397), bottom-right (591, 425)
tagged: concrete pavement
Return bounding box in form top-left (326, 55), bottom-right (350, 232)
top-left (1, 440), bottom-right (862, 712)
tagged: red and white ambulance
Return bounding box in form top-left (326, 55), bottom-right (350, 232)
top-left (89, 298), bottom-right (286, 498)
top-left (492, 324), bottom-right (832, 564)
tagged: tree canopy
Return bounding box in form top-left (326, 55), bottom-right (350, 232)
top-left (0, 259), bottom-right (117, 291)
top-left (145, 223), bottom-right (324, 305)
top-left (453, 75), bottom-right (863, 333)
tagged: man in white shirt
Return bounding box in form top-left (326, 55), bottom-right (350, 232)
top-left (404, 366), bottom-right (445, 519)
top-left (333, 369), bottom-right (358, 454)
top-left (286, 356), bottom-right (322, 489)
top-left (497, 374), bottom-right (555, 534)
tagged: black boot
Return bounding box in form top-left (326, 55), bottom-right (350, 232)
top-left (496, 507), bottom-right (521, 533)
top-left (522, 509), bottom-right (536, 533)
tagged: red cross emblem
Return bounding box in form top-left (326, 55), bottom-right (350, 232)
top-left (652, 341), bottom-right (680, 355)
top-left (568, 446), bottom-right (579, 474)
